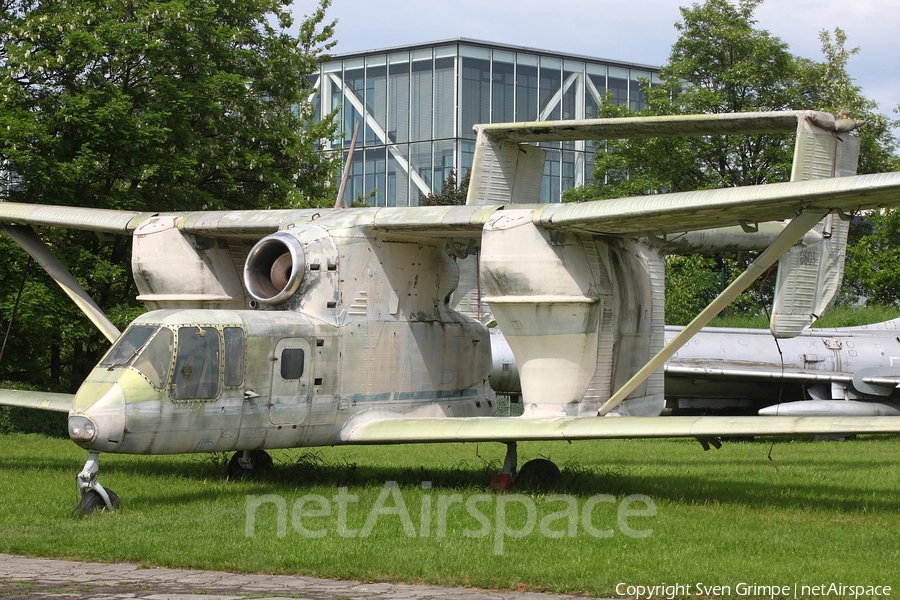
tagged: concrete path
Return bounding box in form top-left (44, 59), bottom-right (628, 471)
top-left (0, 554), bottom-right (601, 600)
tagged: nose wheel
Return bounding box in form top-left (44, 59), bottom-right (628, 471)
top-left (75, 451), bottom-right (119, 514)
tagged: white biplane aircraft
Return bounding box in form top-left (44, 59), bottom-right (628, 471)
top-left (3, 110), bottom-right (900, 513)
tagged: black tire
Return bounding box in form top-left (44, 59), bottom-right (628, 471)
top-left (76, 488), bottom-right (120, 515)
top-left (228, 450), bottom-right (274, 479)
top-left (515, 458), bottom-right (561, 490)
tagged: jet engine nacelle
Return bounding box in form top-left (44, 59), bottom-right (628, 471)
top-left (244, 232), bottom-right (307, 305)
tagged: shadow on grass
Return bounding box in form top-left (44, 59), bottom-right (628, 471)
top-left (4, 436), bottom-right (899, 515)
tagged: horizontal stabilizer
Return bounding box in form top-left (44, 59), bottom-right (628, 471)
top-left (478, 111), bottom-right (821, 143)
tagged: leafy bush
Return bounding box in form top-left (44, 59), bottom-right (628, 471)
top-left (0, 407), bottom-right (67, 438)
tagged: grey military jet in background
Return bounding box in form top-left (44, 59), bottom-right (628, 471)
top-left (3, 110), bottom-right (900, 513)
top-left (664, 319), bottom-right (900, 416)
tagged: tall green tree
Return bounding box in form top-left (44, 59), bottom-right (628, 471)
top-left (0, 0), bottom-right (338, 392)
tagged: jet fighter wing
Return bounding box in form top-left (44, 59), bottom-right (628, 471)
top-left (664, 361), bottom-right (854, 385)
top-left (0, 389), bottom-right (73, 413)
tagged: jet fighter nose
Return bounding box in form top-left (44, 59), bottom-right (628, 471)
top-left (68, 383), bottom-right (126, 452)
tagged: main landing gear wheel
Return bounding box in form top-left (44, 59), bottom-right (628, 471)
top-left (228, 450), bottom-right (273, 479)
top-left (77, 488), bottom-right (120, 515)
top-left (515, 458), bottom-right (561, 490)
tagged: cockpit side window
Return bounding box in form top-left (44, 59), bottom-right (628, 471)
top-left (223, 327), bottom-right (244, 387)
top-left (100, 326), bottom-right (157, 367)
top-left (171, 327), bottom-right (220, 400)
top-left (133, 328), bottom-right (174, 388)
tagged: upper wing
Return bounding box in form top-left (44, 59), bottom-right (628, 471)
top-left (0, 389), bottom-right (73, 413)
top-left (340, 414), bottom-right (900, 444)
top-left (10, 173), bottom-right (900, 241)
top-left (372, 174), bottom-right (900, 239)
top-left (0, 203), bottom-right (305, 238)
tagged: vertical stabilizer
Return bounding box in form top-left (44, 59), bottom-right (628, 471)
top-left (466, 127), bottom-right (545, 206)
top-left (769, 113), bottom-right (862, 338)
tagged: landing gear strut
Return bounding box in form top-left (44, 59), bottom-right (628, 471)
top-left (227, 450), bottom-right (273, 479)
top-left (75, 451), bottom-right (119, 514)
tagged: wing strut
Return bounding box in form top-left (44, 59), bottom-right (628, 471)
top-left (1, 225), bottom-right (121, 344)
top-left (597, 208), bottom-right (828, 416)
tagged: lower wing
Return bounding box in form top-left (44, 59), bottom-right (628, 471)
top-left (340, 414), bottom-right (900, 444)
top-left (0, 389), bottom-right (73, 413)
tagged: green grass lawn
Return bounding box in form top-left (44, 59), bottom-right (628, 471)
top-left (1, 433), bottom-right (898, 598)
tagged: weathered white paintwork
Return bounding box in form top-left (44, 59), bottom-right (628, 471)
top-left (2, 111), bottom-right (900, 508)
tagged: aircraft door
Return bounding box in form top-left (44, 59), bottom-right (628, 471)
top-left (269, 338), bottom-right (312, 426)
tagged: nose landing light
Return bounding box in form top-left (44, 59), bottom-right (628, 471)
top-left (70, 381), bottom-right (127, 451)
top-left (68, 416), bottom-right (97, 443)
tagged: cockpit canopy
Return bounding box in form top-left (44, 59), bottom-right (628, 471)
top-left (100, 324), bottom-right (244, 400)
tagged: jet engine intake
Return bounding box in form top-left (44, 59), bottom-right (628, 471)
top-left (244, 232), bottom-right (306, 305)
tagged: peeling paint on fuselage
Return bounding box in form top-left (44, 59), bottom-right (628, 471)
top-left (70, 214), bottom-right (496, 456)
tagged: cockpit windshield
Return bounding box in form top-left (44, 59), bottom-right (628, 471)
top-left (100, 326), bottom-right (158, 367)
top-left (100, 325), bottom-right (174, 389)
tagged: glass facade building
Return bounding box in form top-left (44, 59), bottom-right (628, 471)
top-left (312, 39), bottom-right (660, 206)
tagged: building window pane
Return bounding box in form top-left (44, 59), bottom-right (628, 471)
top-left (492, 58), bottom-right (515, 123)
top-left (585, 70), bottom-right (606, 119)
top-left (562, 62), bottom-right (583, 121)
top-left (366, 62), bottom-right (387, 145)
top-left (562, 150), bottom-right (577, 194)
top-left (365, 147), bottom-right (387, 206)
top-left (608, 67), bottom-right (629, 107)
top-left (387, 144), bottom-right (410, 207)
top-left (433, 139), bottom-right (455, 192)
top-left (410, 57), bottom-right (433, 142)
top-left (329, 74), bottom-right (343, 146)
top-left (460, 140), bottom-right (475, 180)
top-left (460, 57), bottom-right (490, 139)
top-left (434, 56), bottom-right (456, 139)
top-left (409, 141), bottom-right (433, 203)
top-left (345, 149), bottom-right (366, 205)
top-left (542, 149), bottom-right (560, 203)
top-left (388, 57), bottom-right (410, 143)
top-left (343, 65), bottom-right (365, 145)
top-left (516, 61), bottom-right (538, 121)
top-left (539, 57), bottom-right (561, 121)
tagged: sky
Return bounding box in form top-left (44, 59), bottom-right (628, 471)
top-left (302, 0), bottom-right (900, 119)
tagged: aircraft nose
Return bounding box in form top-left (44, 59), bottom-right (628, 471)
top-left (68, 384), bottom-right (126, 451)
